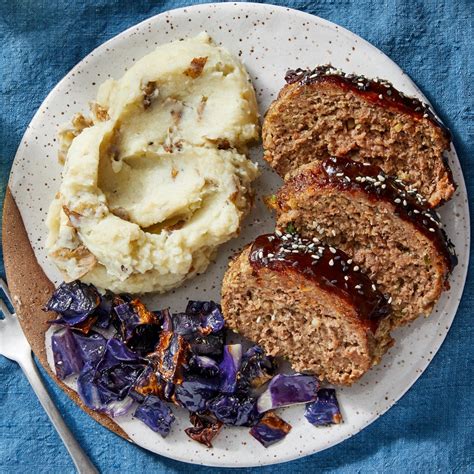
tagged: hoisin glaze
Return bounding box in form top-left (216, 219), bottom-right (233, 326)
top-left (249, 233), bottom-right (391, 332)
top-left (285, 65), bottom-right (451, 141)
top-left (306, 156), bottom-right (457, 271)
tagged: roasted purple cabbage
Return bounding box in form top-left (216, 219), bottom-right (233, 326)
top-left (51, 328), bottom-right (106, 380)
top-left (184, 412), bottom-right (223, 448)
top-left (51, 327), bottom-right (84, 379)
top-left (48, 282), bottom-right (342, 447)
top-left (257, 374), bottom-right (319, 413)
top-left (219, 344), bottom-right (242, 394)
top-left (45, 281), bottom-right (100, 326)
top-left (134, 395), bottom-right (175, 437)
top-left (174, 376), bottom-right (220, 412)
top-left (208, 394), bottom-right (259, 426)
top-left (114, 300), bottom-right (161, 354)
top-left (189, 355), bottom-right (220, 378)
top-left (249, 411), bottom-right (292, 447)
top-left (238, 345), bottom-right (276, 392)
top-left (304, 389), bottom-right (343, 426)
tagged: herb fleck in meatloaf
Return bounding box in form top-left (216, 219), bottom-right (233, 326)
top-left (263, 65), bottom-right (455, 207)
top-left (273, 156), bottom-right (457, 327)
top-left (221, 232), bottom-right (393, 385)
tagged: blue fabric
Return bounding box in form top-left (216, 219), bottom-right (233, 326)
top-left (0, 1), bottom-right (472, 472)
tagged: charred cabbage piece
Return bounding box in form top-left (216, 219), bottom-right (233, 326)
top-left (184, 412), bottom-right (223, 448)
top-left (186, 300), bottom-right (225, 334)
top-left (249, 411), bottom-right (292, 447)
top-left (174, 376), bottom-right (220, 412)
top-left (189, 355), bottom-right (220, 378)
top-left (189, 331), bottom-right (224, 359)
top-left (257, 374), bottom-right (319, 413)
top-left (237, 345), bottom-right (276, 393)
top-left (219, 344), bottom-right (242, 394)
top-left (147, 332), bottom-right (189, 384)
top-left (208, 394), bottom-right (259, 426)
top-left (45, 281), bottom-right (100, 326)
top-left (134, 395), bottom-right (175, 437)
top-left (114, 299), bottom-right (161, 354)
top-left (304, 388), bottom-right (343, 426)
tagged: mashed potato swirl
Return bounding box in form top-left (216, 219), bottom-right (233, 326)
top-left (46, 33), bottom-right (259, 293)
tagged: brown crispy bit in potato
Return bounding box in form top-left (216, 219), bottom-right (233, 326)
top-left (184, 57), bottom-right (208, 78)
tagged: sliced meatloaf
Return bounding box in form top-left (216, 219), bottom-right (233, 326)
top-left (273, 156), bottom-right (457, 327)
top-left (263, 65), bottom-right (455, 207)
top-left (221, 232), bottom-right (393, 385)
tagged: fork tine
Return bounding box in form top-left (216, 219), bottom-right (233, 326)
top-left (0, 278), bottom-right (13, 307)
top-left (0, 298), bottom-right (13, 319)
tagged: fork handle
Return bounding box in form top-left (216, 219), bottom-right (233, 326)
top-left (18, 354), bottom-right (99, 474)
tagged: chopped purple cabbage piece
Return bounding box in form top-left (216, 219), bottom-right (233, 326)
top-left (219, 344), bottom-right (242, 393)
top-left (157, 308), bottom-right (173, 332)
top-left (189, 331), bottom-right (224, 358)
top-left (134, 395), bottom-right (175, 437)
top-left (238, 345), bottom-right (276, 393)
top-left (147, 332), bottom-right (188, 384)
top-left (184, 412), bottom-right (223, 448)
top-left (185, 300), bottom-right (225, 334)
top-left (45, 281), bottom-right (100, 326)
top-left (72, 330), bottom-right (107, 366)
top-left (304, 389), bottom-right (343, 426)
top-left (189, 355), bottom-right (220, 378)
top-left (51, 328), bottom-right (106, 380)
top-left (114, 300), bottom-right (161, 354)
top-left (94, 290), bottom-right (115, 329)
top-left (51, 327), bottom-right (84, 379)
top-left (208, 394), bottom-right (259, 426)
top-left (174, 376), bottom-right (220, 412)
top-left (249, 412), bottom-right (292, 447)
top-left (257, 374), bottom-right (319, 413)
top-left (172, 312), bottom-right (201, 336)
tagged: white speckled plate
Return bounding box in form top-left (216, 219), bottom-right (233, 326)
top-left (8, 2), bottom-right (470, 468)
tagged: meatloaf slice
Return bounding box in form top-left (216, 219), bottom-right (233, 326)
top-left (263, 65), bottom-right (455, 207)
top-left (221, 232), bottom-right (393, 385)
top-left (274, 156), bottom-right (457, 327)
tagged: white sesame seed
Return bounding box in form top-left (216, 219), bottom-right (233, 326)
top-left (429, 228), bottom-right (436, 232)
top-left (267, 253), bottom-right (274, 258)
top-left (394, 198), bottom-right (401, 204)
top-left (331, 229), bottom-right (337, 236)
top-left (381, 184), bottom-right (387, 189)
top-left (329, 259), bottom-right (334, 266)
top-left (344, 276), bottom-right (349, 281)
top-left (355, 284), bottom-right (362, 289)
top-left (275, 230), bottom-right (282, 237)
top-left (353, 265), bottom-right (360, 271)
top-left (403, 200), bottom-right (407, 206)
top-left (256, 316), bottom-right (261, 323)
top-left (347, 259), bottom-right (353, 264)
top-left (378, 94), bottom-right (383, 99)
top-left (387, 297), bottom-right (393, 304)
top-left (372, 284), bottom-right (377, 291)
top-left (329, 247), bottom-right (336, 254)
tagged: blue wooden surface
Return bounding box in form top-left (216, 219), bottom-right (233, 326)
top-left (0, 1), bottom-right (472, 472)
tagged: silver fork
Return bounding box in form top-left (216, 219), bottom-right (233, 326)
top-left (0, 278), bottom-right (98, 473)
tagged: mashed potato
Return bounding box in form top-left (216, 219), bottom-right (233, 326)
top-left (46, 33), bottom-right (259, 293)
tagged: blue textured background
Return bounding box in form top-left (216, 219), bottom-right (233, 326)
top-left (1, 1), bottom-right (472, 472)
